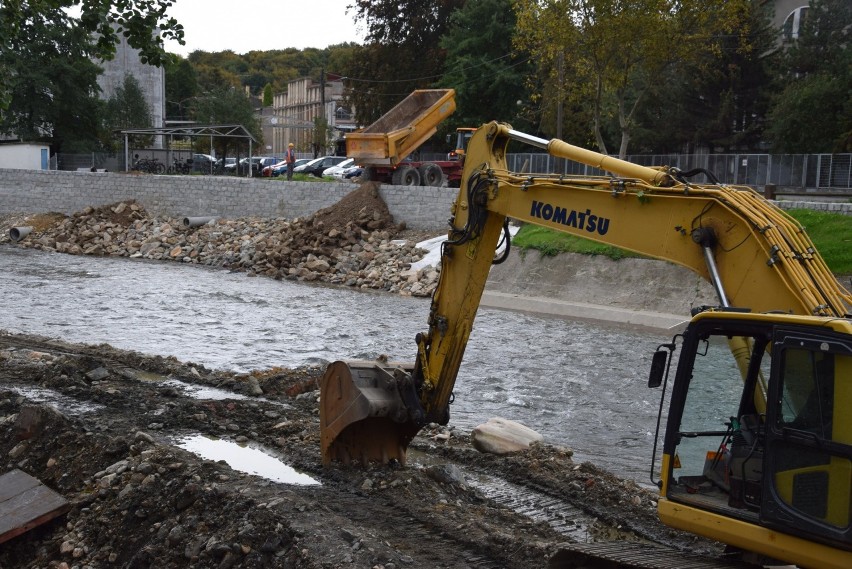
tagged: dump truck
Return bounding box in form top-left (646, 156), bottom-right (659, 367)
top-left (346, 89), bottom-right (467, 187)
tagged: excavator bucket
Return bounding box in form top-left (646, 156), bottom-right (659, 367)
top-left (320, 360), bottom-right (420, 466)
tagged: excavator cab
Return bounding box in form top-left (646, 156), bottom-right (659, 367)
top-left (652, 311), bottom-right (852, 564)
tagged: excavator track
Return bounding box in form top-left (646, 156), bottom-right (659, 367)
top-left (465, 471), bottom-right (755, 569)
top-left (548, 541), bottom-right (755, 569)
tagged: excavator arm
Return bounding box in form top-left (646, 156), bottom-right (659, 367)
top-left (320, 122), bottom-right (851, 465)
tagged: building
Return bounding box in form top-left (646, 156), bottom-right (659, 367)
top-left (95, 30), bottom-right (166, 148)
top-left (0, 142), bottom-right (50, 170)
top-left (271, 74), bottom-right (357, 157)
top-left (762, 0), bottom-right (810, 43)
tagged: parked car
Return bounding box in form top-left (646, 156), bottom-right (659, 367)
top-left (323, 158), bottom-right (354, 178)
top-left (224, 157), bottom-right (247, 174)
top-left (225, 156), bottom-right (278, 176)
top-left (192, 154), bottom-right (217, 173)
top-left (218, 157), bottom-right (236, 172)
top-left (256, 157), bottom-right (282, 174)
top-left (294, 156), bottom-right (349, 178)
top-left (265, 158), bottom-right (310, 177)
top-left (343, 166), bottom-right (364, 179)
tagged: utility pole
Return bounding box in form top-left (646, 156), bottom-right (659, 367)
top-left (556, 51), bottom-right (564, 141)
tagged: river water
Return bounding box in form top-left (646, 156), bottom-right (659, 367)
top-left (0, 245), bottom-right (673, 486)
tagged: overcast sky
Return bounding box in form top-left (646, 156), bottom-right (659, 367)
top-left (163, 0), bottom-right (366, 56)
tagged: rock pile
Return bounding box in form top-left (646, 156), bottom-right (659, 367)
top-left (5, 184), bottom-right (442, 297)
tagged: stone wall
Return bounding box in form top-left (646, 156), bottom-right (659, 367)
top-left (1, 170), bottom-right (848, 232)
top-left (0, 169), bottom-right (458, 230)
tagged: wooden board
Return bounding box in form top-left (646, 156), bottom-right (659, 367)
top-left (0, 469), bottom-right (70, 544)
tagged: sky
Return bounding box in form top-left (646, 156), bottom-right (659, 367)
top-left (162, 0), bottom-right (366, 56)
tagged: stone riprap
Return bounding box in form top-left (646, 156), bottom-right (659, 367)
top-left (3, 197), bottom-right (442, 298)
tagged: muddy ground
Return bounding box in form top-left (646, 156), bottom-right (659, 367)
top-left (0, 332), bottom-right (730, 569)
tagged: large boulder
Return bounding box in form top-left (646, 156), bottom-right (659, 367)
top-left (471, 417), bottom-right (543, 455)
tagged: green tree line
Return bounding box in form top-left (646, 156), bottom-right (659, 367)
top-left (1, 0), bottom-right (849, 158)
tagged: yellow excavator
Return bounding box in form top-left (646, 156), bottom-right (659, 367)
top-left (320, 122), bottom-right (852, 568)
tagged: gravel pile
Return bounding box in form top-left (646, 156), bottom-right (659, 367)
top-left (1, 183), bottom-right (442, 297)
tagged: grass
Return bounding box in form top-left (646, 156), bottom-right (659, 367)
top-left (786, 209), bottom-right (852, 275)
top-left (512, 209), bottom-right (852, 275)
top-left (512, 224), bottom-right (638, 260)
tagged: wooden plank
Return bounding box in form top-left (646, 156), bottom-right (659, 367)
top-left (0, 469), bottom-right (41, 502)
top-left (0, 470), bottom-right (70, 544)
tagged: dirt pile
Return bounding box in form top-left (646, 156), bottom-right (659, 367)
top-left (0, 332), bottom-right (725, 569)
top-left (0, 184), bottom-right (441, 297)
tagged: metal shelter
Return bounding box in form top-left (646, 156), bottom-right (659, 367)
top-left (118, 124), bottom-right (257, 174)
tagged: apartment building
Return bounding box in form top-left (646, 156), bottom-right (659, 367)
top-left (270, 75), bottom-right (356, 157)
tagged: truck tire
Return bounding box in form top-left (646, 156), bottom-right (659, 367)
top-left (360, 166), bottom-right (375, 182)
top-left (418, 163), bottom-right (444, 187)
top-left (392, 165), bottom-right (421, 186)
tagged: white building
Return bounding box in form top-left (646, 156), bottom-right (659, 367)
top-left (0, 142), bottom-right (51, 170)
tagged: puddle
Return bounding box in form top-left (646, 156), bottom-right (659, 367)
top-left (3, 385), bottom-right (103, 414)
top-left (129, 373), bottom-right (291, 409)
top-left (161, 378), bottom-right (251, 401)
top-left (407, 447), bottom-right (449, 467)
top-left (175, 434), bottom-right (320, 486)
top-left (119, 368), bottom-right (251, 401)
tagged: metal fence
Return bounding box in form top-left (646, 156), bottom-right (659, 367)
top-left (54, 150), bottom-right (219, 175)
top-left (53, 152), bottom-right (123, 172)
top-left (419, 152), bottom-right (852, 193)
top-left (56, 150), bottom-right (852, 193)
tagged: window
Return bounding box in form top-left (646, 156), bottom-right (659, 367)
top-left (781, 6), bottom-right (809, 42)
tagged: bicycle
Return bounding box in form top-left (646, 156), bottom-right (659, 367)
top-left (132, 157), bottom-right (165, 174)
top-left (168, 158), bottom-right (192, 175)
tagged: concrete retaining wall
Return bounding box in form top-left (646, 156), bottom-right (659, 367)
top-left (1, 169), bottom-right (848, 231)
top-left (0, 169), bottom-right (458, 230)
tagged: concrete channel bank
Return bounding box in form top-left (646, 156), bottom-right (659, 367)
top-left (0, 169), bottom-right (456, 230)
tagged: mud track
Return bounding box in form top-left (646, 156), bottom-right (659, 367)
top-left (0, 331), bottom-right (737, 568)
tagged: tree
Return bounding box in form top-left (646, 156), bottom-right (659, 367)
top-left (312, 116), bottom-right (331, 157)
top-left (262, 83), bottom-right (274, 107)
top-left (513, 0), bottom-right (754, 157)
top-left (630, 1), bottom-right (778, 153)
top-left (438, 0), bottom-right (533, 133)
top-left (165, 57), bottom-right (199, 120)
top-left (0, 4), bottom-right (104, 152)
top-left (767, 0), bottom-right (852, 152)
top-left (346, 0), bottom-right (465, 126)
top-left (1, 0), bottom-right (183, 65)
top-left (189, 88), bottom-right (261, 163)
top-left (102, 74), bottom-right (153, 151)
top-left (0, 1), bottom-right (184, 111)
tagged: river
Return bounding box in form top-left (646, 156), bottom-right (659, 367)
top-left (0, 245), bottom-right (673, 487)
